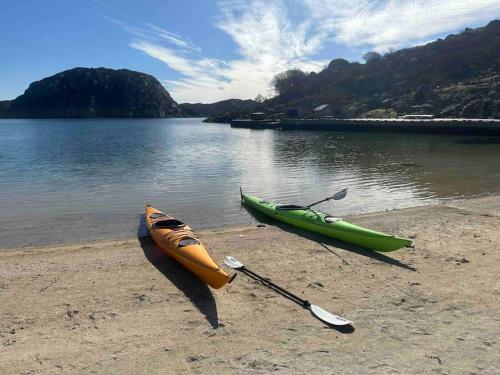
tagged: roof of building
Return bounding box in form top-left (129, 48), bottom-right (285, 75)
top-left (314, 104), bottom-right (329, 111)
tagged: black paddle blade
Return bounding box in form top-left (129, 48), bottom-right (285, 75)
top-left (332, 188), bottom-right (348, 200)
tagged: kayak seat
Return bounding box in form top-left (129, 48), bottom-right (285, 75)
top-left (153, 219), bottom-right (186, 229)
top-left (178, 237), bottom-right (201, 247)
top-left (276, 204), bottom-right (307, 210)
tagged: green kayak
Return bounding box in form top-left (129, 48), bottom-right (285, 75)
top-left (242, 193), bottom-right (412, 252)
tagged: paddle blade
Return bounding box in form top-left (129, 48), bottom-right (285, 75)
top-left (224, 255), bottom-right (244, 269)
top-left (309, 304), bottom-right (352, 326)
top-left (332, 188), bottom-right (348, 200)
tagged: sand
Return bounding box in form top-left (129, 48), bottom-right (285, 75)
top-left (0, 195), bottom-right (499, 374)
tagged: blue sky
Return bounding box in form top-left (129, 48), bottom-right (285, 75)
top-left (1, 0), bottom-right (500, 103)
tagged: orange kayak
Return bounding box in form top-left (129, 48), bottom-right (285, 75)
top-left (145, 205), bottom-right (230, 289)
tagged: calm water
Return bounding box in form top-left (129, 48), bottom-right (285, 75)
top-left (1, 118), bottom-right (499, 248)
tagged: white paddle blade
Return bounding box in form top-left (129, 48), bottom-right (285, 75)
top-left (224, 256), bottom-right (244, 269)
top-left (310, 304), bottom-right (352, 326)
top-left (332, 188), bottom-right (348, 200)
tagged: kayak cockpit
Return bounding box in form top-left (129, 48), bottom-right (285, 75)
top-left (275, 204), bottom-right (308, 210)
top-left (153, 219), bottom-right (186, 229)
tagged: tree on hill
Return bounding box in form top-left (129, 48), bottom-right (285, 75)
top-left (362, 52), bottom-right (381, 63)
top-left (254, 94), bottom-right (265, 103)
top-left (272, 69), bottom-right (307, 98)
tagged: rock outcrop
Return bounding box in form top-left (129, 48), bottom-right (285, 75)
top-left (181, 99), bottom-right (259, 117)
top-left (0, 67), bottom-right (181, 118)
top-left (260, 20), bottom-right (500, 119)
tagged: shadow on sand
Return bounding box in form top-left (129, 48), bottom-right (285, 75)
top-left (241, 267), bottom-right (355, 333)
top-left (137, 214), bottom-right (219, 328)
top-left (242, 204), bottom-right (416, 272)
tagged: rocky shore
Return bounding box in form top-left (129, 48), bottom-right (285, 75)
top-left (0, 195), bottom-right (499, 374)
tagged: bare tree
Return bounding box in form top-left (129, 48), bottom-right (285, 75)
top-left (362, 52), bottom-right (381, 63)
top-left (254, 94), bottom-right (265, 103)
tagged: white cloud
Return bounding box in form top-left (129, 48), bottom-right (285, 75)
top-left (116, 0), bottom-right (500, 102)
top-left (128, 0), bottom-right (329, 102)
top-left (142, 23), bottom-right (201, 52)
top-left (304, 0), bottom-right (500, 51)
top-left (103, 15), bottom-right (201, 52)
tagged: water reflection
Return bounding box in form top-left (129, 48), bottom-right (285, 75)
top-left (267, 131), bottom-right (500, 208)
top-left (0, 118), bottom-right (499, 247)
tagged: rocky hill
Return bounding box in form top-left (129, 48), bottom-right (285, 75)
top-left (181, 99), bottom-right (259, 117)
top-left (260, 20), bottom-right (500, 119)
top-left (0, 67), bottom-right (181, 118)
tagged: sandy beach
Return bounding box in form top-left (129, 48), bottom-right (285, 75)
top-left (0, 195), bottom-right (499, 374)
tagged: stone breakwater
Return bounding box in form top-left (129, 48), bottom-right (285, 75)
top-left (280, 118), bottom-right (500, 135)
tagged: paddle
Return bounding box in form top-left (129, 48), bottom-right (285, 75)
top-left (224, 256), bottom-right (352, 326)
top-left (306, 188), bottom-right (348, 209)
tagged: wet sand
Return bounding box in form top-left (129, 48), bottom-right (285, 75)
top-left (0, 195), bottom-right (499, 374)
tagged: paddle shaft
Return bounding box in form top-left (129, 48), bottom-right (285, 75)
top-left (307, 197), bottom-right (332, 208)
top-left (306, 188), bottom-right (347, 209)
top-left (307, 195), bottom-right (339, 208)
top-left (240, 266), bottom-right (310, 308)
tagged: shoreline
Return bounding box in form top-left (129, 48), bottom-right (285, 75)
top-left (1, 195), bottom-right (499, 374)
top-left (1, 191), bottom-right (497, 253)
